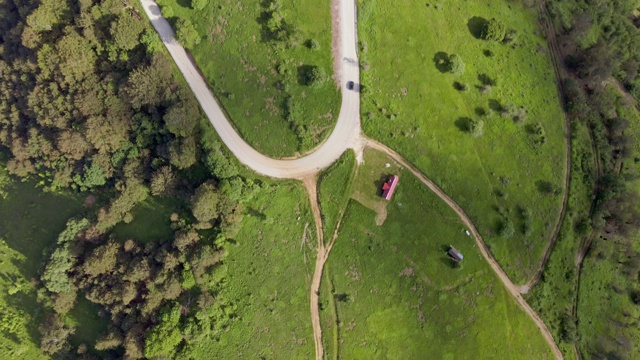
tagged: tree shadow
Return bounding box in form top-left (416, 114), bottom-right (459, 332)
top-left (488, 99), bottom-right (503, 112)
top-left (455, 117), bottom-right (472, 132)
top-left (297, 65), bottom-right (315, 85)
top-left (478, 73), bottom-right (495, 86)
top-left (176, 0), bottom-right (191, 8)
top-left (433, 52), bottom-right (450, 73)
top-left (524, 123), bottom-right (537, 134)
top-left (468, 16), bottom-right (488, 39)
top-left (475, 107), bottom-right (487, 116)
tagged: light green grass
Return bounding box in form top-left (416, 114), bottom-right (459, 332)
top-left (191, 182), bottom-right (316, 358)
top-left (358, 0), bottom-right (566, 283)
top-left (322, 149), bottom-right (553, 359)
top-left (0, 180), bottom-right (84, 359)
top-left (318, 150), bottom-right (356, 237)
top-left (112, 197), bottom-right (184, 243)
top-left (158, 0), bottom-right (340, 157)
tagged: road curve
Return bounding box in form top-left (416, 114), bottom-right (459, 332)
top-left (139, 0), bottom-right (361, 179)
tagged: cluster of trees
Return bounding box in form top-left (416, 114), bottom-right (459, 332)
top-left (37, 199), bottom-right (234, 358)
top-left (0, 0), bottom-right (205, 193)
top-left (549, 0), bottom-right (640, 356)
top-left (550, 0), bottom-right (640, 99)
top-left (0, 0), bottom-right (264, 358)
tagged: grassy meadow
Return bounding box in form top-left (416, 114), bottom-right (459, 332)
top-left (320, 149), bottom-right (553, 359)
top-left (193, 182), bottom-right (316, 358)
top-left (358, 0), bottom-right (567, 282)
top-left (0, 180), bottom-right (84, 358)
top-left (156, 0), bottom-right (340, 157)
top-left (318, 150), bottom-right (357, 237)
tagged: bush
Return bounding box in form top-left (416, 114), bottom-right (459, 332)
top-left (176, 18), bottom-right (200, 49)
top-left (482, 18), bottom-right (506, 42)
top-left (449, 54), bottom-right (465, 75)
top-left (498, 218), bottom-right (515, 238)
top-left (191, 0), bottom-right (208, 11)
top-left (468, 118), bottom-right (484, 137)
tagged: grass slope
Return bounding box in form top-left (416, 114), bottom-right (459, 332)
top-left (321, 149), bottom-right (552, 359)
top-left (193, 182), bottom-right (316, 358)
top-left (318, 150), bottom-right (356, 236)
top-left (358, 0), bottom-right (566, 283)
top-left (158, 0), bottom-right (340, 157)
top-left (0, 180), bottom-right (84, 358)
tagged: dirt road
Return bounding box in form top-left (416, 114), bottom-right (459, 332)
top-left (140, 0), bottom-right (563, 358)
top-left (366, 140), bottom-right (564, 360)
top-left (139, 0), bottom-right (361, 179)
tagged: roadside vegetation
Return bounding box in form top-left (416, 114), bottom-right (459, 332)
top-left (156, 0), bottom-right (340, 157)
top-left (528, 0), bottom-right (640, 358)
top-left (358, 0), bottom-right (567, 283)
top-left (321, 149), bottom-right (553, 359)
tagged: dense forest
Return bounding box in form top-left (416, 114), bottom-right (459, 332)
top-left (0, 0), bottom-right (258, 358)
top-left (548, 0), bottom-right (640, 357)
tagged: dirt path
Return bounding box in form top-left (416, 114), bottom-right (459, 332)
top-left (302, 176), bottom-right (327, 360)
top-left (518, 0), bottom-right (573, 295)
top-left (366, 139), bottom-right (564, 360)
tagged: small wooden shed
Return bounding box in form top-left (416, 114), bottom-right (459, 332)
top-left (381, 175), bottom-right (399, 201)
top-left (448, 246), bottom-right (464, 262)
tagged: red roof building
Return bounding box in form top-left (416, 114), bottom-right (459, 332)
top-left (381, 175), bottom-right (399, 200)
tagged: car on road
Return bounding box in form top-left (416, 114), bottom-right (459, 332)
top-left (346, 81), bottom-right (357, 91)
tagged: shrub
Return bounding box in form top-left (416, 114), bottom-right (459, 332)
top-left (482, 18), bottom-right (506, 42)
top-left (468, 118), bottom-right (484, 137)
top-left (449, 54), bottom-right (465, 75)
top-left (498, 218), bottom-right (515, 238)
top-left (191, 0), bottom-right (208, 11)
top-left (176, 18), bottom-right (200, 49)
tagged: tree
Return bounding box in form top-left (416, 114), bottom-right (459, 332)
top-left (110, 14), bottom-right (145, 52)
top-left (122, 55), bottom-right (173, 109)
top-left (467, 118), bottom-right (484, 137)
top-left (144, 305), bottom-right (183, 358)
top-left (482, 18), bottom-right (506, 42)
top-left (191, 0), bottom-right (208, 11)
top-left (39, 314), bottom-right (74, 355)
top-left (169, 137), bottom-right (197, 169)
top-left (82, 240), bottom-right (120, 277)
top-left (150, 166), bottom-right (177, 196)
top-left (300, 65), bottom-right (327, 87)
top-left (164, 101), bottom-right (199, 137)
top-left (95, 329), bottom-right (123, 351)
top-left (449, 54), bottom-right (465, 75)
top-left (176, 18), bottom-right (201, 49)
top-left (191, 182), bottom-right (221, 223)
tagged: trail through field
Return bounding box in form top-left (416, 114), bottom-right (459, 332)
top-left (518, 0), bottom-right (572, 295)
top-left (366, 139), bottom-right (564, 360)
top-left (140, 0), bottom-right (563, 358)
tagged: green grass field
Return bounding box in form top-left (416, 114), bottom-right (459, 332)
top-left (157, 0), bottom-right (340, 157)
top-left (191, 182), bottom-right (316, 358)
top-left (112, 196), bottom-right (185, 243)
top-left (358, 0), bottom-right (566, 283)
top-left (321, 149), bottom-right (553, 359)
top-left (0, 180), bottom-right (84, 358)
top-left (318, 150), bottom-right (356, 237)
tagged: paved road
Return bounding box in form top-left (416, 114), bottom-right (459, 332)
top-left (139, 0), bottom-right (361, 179)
